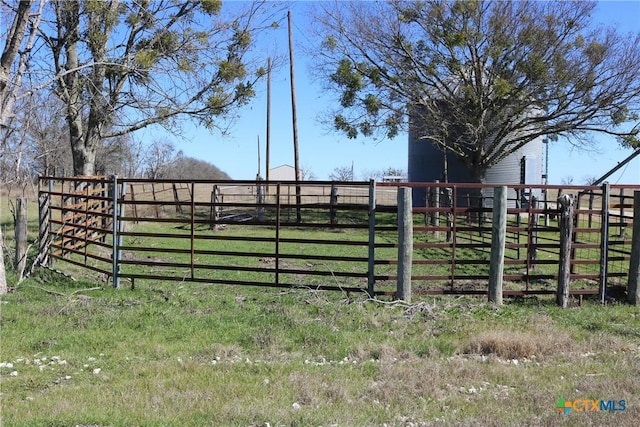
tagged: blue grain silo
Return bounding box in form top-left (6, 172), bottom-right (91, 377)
top-left (408, 116), bottom-right (544, 207)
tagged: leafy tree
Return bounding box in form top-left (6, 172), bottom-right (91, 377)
top-left (312, 0), bottom-right (640, 182)
top-left (31, 0), bottom-right (279, 176)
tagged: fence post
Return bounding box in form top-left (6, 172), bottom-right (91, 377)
top-left (111, 175), bottom-right (120, 288)
top-left (627, 191), bottom-right (640, 305)
top-left (465, 193), bottom-right (471, 223)
top-left (445, 187), bottom-right (453, 242)
top-left (210, 185), bottom-right (221, 230)
top-left (38, 184), bottom-right (50, 268)
top-left (172, 183), bottom-right (183, 214)
top-left (543, 186), bottom-right (549, 226)
top-left (557, 194), bottom-right (574, 308)
top-left (431, 180), bottom-right (440, 239)
top-left (599, 183), bottom-right (610, 303)
top-left (488, 186), bottom-right (507, 304)
top-left (330, 184), bottom-right (338, 225)
top-left (14, 197), bottom-right (28, 280)
top-left (367, 180), bottom-right (376, 298)
top-left (256, 179), bottom-right (265, 222)
top-left (397, 187), bottom-right (412, 302)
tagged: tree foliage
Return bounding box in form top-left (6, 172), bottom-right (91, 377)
top-left (6, 0), bottom-right (280, 176)
top-left (312, 0), bottom-right (640, 180)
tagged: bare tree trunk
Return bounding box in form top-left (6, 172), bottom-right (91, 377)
top-left (0, 1), bottom-right (33, 121)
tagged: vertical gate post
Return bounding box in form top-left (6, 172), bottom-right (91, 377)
top-left (599, 183), bottom-right (610, 303)
top-left (488, 186), bottom-right (507, 304)
top-left (367, 180), bottom-right (376, 298)
top-left (14, 197), bottom-right (28, 280)
top-left (627, 191), bottom-right (640, 305)
top-left (557, 194), bottom-right (574, 308)
top-left (111, 175), bottom-right (120, 288)
top-left (397, 187), bottom-right (412, 302)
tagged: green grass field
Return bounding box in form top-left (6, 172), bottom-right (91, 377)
top-left (1, 277), bottom-right (639, 426)
top-left (2, 191), bottom-right (639, 426)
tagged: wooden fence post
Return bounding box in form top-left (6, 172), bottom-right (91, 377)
top-left (257, 179), bottom-right (265, 222)
top-left (557, 194), bottom-right (574, 308)
top-left (210, 185), bottom-right (221, 230)
top-left (619, 187), bottom-right (626, 237)
top-left (488, 186), bottom-right (507, 304)
top-left (14, 197), bottom-right (28, 280)
top-left (627, 191), bottom-right (640, 305)
top-left (397, 187), bottom-right (412, 302)
top-left (543, 186), bottom-right (549, 226)
top-left (330, 184), bottom-right (338, 225)
top-left (445, 187), bottom-right (453, 242)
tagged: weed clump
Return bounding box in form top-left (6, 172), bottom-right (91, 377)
top-left (465, 331), bottom-right (545, 359)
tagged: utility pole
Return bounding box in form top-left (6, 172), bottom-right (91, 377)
top-left (288, 10), bottom-right (301, 222)
top-left (266, 57), bottom-right (271, 187)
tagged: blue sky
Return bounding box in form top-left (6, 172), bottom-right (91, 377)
top-left (141, 0), bottom-right (640, 183)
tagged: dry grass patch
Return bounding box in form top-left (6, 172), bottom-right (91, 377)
top-left (464, 330), bottom-right (576, 360)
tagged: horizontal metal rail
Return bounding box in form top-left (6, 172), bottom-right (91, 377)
top-left (38, 177), bottom-right (637, 298)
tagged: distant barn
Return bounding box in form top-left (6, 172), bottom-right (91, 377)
top-left (269, 164), bottom-right (300, 181)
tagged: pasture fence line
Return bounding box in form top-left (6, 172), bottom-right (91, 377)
top-left (36, 176), bottom-right (639, 304)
